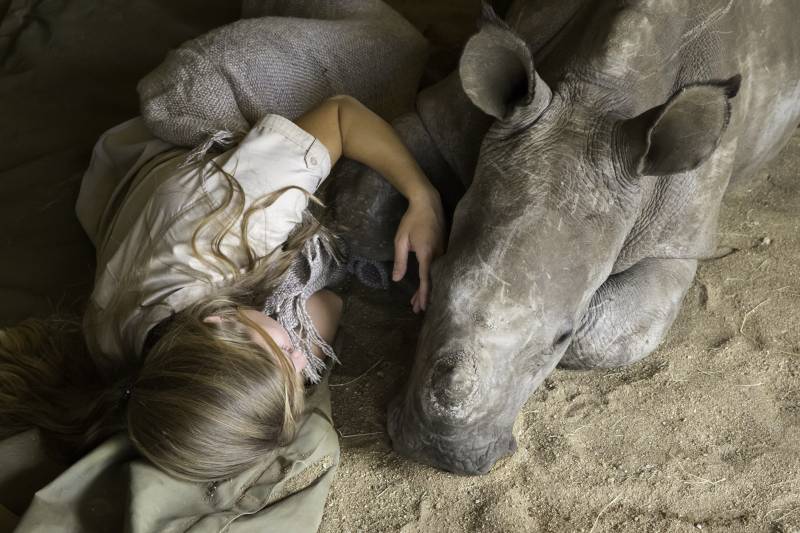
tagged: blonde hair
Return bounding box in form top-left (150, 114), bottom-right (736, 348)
top-left (127, 298), bottom-right (305, 480)
top-left (0, 155), bottom-right (336, 481)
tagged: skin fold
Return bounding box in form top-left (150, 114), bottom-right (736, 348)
top-left (384, 0), bottom-right (800, 475)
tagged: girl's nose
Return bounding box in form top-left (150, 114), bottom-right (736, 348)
top-left (288, 348), bottom-right (307, 372)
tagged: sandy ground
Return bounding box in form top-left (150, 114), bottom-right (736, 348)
top-left (321, 2), bottom-right (800, 532)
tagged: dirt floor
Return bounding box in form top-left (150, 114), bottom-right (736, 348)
top-left (321, 3), bottom-right (800, 532)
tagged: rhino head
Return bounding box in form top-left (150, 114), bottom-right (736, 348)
top-left (388, 9), bottom-right (740, 475)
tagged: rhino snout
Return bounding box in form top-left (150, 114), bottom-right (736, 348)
top-left (387, 347), bottom-right (520, 474)
top-left (387, 396), bottom-right (517, 475)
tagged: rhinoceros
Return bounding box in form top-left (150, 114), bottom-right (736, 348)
top-left (383, 0), bottom-right (800, 475)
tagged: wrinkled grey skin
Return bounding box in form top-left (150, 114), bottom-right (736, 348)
top-left (384, 0), bottom-right (800, 475)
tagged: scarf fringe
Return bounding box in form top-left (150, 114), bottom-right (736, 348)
top-left (262, 230), bottom-right (346, 383)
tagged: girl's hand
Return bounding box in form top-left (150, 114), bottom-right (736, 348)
top-left (295, 95), bottom-right (446, 312)
top-left (392, 187), bottom-right (446, 313)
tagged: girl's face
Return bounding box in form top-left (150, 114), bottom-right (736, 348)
top-left (239, 309), bottom-right (306, 372)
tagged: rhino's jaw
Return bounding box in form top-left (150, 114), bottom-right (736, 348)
top-left (387, 392), bottom-right (518, 475)
top-left (387, 342), bottom-right (548, 475)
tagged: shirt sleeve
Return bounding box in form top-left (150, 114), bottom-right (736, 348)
top-left (215, 113), bottom-right (333, 258)
top-left (228, 114), bottom-right (332, 196)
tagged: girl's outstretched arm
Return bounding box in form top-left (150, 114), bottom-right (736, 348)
top-left (295, 96), bottom-right (445, 313)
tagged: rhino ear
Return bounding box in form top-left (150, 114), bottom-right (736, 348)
top-left (622, 75), bottom-right (742, 177)
top-left (459, 2), bottom-right (552, 124)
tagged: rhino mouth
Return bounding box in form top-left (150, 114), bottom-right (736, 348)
top-left (387, 393), bottom-right (517, 475)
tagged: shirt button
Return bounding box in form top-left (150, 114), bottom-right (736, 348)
top-left (309, 156), bottom-right (318, 167)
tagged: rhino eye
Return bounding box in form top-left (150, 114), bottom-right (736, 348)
top-left (553, 328), bottom-right (573, 347)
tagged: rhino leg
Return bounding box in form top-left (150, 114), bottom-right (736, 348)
top-left (558, 258), bottom-right (697, 370)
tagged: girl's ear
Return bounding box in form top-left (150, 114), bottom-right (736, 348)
top-left (203, 316), bottom-right (224, 325)
top-left (289, 349), bottom-right (307, 373)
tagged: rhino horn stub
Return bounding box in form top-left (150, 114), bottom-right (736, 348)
top-left (459, 7), bottom-right (551, 126)
top-left (426, 351), bottom-right (480, 420)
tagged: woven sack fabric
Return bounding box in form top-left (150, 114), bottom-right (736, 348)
top-left (138, 0), bottom-right (429, 151)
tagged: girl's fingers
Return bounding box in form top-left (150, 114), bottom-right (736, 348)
top-left (393, 233), bottom-right (410, 282)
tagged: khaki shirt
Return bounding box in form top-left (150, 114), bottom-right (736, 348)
top-left (75, 115), bottom-right (332, 367)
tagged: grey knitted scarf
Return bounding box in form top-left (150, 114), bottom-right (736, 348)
top-left (262, 230), bottom-right (346, 383)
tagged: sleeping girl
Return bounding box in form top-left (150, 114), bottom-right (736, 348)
top-left (0, 94), bottom-right (445, 481)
